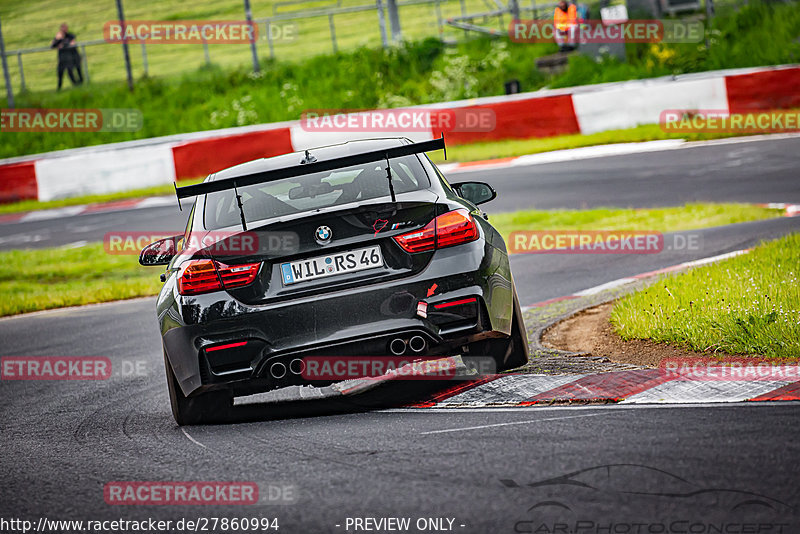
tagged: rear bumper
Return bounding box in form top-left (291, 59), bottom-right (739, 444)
top-left (159, 239), bottom-right (513, 397)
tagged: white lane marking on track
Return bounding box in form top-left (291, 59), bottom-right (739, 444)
top-left (180, 428), bottom-right (207, 449)
top-left (680, 249), bottom-right (749, 268)
top-left (384, 400), bottom-right (800, 414)
top-left (61, 240), bottom-right (88, 249)
top-left (573, 277), bottom-right (637, 296)
top-left (136, 196), bottom-right (176, 208)
top-left (20, 206), bottom-right (85, 222)
top-left (0, 232), bottom-right (49, 245)
top-left (420, 413), bottom-right (602, 435)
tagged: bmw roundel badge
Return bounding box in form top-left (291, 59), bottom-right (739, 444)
top-left (315, 225), bottom-right (332, 244)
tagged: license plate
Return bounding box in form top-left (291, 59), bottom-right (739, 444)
top-left (280, 245), bottom-right (383, 285)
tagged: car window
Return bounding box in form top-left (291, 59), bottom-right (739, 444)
top-left (432, 161), bottom-right (456, 194)
top-left (204, 154), bottom-right (429, 230)
top-left (178, 202), bottom-right (195, 251)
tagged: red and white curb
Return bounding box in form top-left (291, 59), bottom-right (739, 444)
top-left (438, 139), bottom-right (687, 174)
top-left (759, 202), bottom-right (800, 217)
top-left (403, 369), bottom-right (800, 408)
top-left (0, 196), bottom-right (175, 225)
top-left (439, 134), bottom-right (800, 175)
top-left (236, 357), bottom-right (799, 408)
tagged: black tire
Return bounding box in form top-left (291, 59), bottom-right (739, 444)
top-left (484, 288), bottom-right (530, 371)
top-left (164, 351), bottom-right (231, 426)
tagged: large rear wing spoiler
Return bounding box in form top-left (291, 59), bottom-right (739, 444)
top-left (174, 136), bottom-right (446, 202)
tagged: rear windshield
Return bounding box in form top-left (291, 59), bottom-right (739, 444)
top-left (204, 155), bottom-right (429, 230)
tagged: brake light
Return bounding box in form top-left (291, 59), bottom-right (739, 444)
top-left (177, 259), bottom-right (218, 295)
top-left (217, 262), bottom-right (261, 289)
top-left (177, 259), bottom-right (261, 295)
top-left (393, 209), bottom-right (478, 253)
top-left (435, 209), bottom-right (479, 249)
top-left (394, 220), bottom-right (436, 253)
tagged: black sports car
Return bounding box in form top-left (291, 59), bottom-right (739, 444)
top-left (140, 137), bottom-right (528, 425)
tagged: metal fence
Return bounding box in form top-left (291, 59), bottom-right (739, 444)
top-left (1, 0), bottom-right (561, 95)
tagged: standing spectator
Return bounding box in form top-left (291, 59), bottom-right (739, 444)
top-left (553, 0), bottom-right (578, 52)
top-left (576, 2), bottom-right (590, 21)
top-left (51, 23), bottom-right (83, 90)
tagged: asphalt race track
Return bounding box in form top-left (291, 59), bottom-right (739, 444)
top-left (1, 135), bottom-right (799, 531)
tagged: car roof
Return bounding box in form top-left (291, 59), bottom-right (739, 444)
top-left (210, 137), bottom-right (410, 182)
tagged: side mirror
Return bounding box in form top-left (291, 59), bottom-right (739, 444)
top-left (452, 181), bottom-right (497, 206)
top-left (139, 236), bottom-right (179, 266)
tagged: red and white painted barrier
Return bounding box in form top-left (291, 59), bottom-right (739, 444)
top-left (1, 65), bottom-right (798, 203)
top-left (571, 76), bottom-right (728, 134)
top-left (34, 144), bottom-right (177, 202)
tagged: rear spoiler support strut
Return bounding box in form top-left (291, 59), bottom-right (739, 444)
top-left (234, 185), bottom-right (248, 231)
top-left (173, 136), bottom-right (446, 229)
top-left (385, 152), bottom-right (396, 203)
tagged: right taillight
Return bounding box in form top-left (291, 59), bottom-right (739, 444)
top-left (393, 209), bottom-right (479, 253)
top-left (177, 259), bottom-right (261, 295)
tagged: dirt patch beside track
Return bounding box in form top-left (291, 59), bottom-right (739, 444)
top-left (542, 301), bottom-right (712, 368)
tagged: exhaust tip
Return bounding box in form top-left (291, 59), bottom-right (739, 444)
top-left (289, 358), bottom-right (305, 375)
top-left (388, 338), bottom-right (407, 356)
top-left (409, 335), bottom-right (426, 353)
top-left (270, 362), bottom-right (286, 379)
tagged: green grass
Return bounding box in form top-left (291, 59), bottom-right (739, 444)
top-left (2, 1), bottom-right (799, 159)
top-left (0, 243), bottom-right (162, 317)
top-left (611, 233), bottom-right (800, 358)
top-left (0, 203), bottom-right (781, 316)
top-left (490, 203), bottom-right (781, 248)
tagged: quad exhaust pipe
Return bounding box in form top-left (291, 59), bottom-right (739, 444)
top-left (408, 335), bottom-right (426, 353)
top-left (289, 358), bottom-right (305, 375)
top-left (270, 359), bottom-right (305, 378)
top-left (270, 338), bottom-right (430, 378)
top-left (389, 338), bottom-right (407, 356)
top-left (388, 335), bottom-right (427, 355)
top-left (269, 362), bottom-right (286, 379)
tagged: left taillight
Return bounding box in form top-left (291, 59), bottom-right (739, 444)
top-left (394, 209), bottom-right (479, 253)
top-left (177, 259), bottom-right (261, 295)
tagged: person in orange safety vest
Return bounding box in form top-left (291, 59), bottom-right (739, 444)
top-left (553, 0), bottom-right (578, 51)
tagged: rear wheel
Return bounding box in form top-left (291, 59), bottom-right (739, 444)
top-left (481, 288), bottom-right (529, 371)
top-left (164, 351), bottom-right (231, 425)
